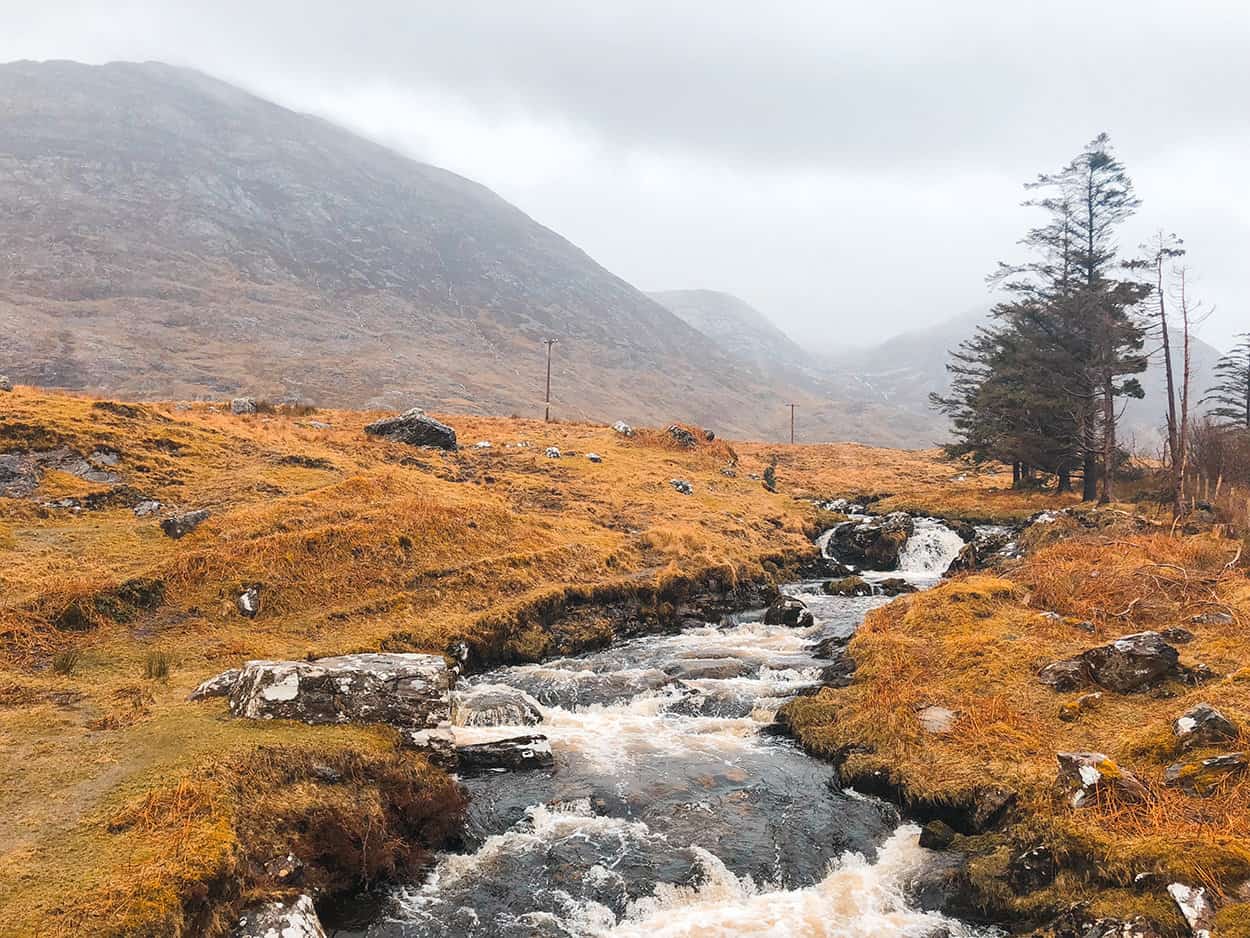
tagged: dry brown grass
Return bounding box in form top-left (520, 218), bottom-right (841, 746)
top-left (1, 386), bottom-right (1018, 936)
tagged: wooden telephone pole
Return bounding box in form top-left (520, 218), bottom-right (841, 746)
top-left (786, 403), bottom-right (797, 444)
top-left (543, 338), bottom-right (558, 422)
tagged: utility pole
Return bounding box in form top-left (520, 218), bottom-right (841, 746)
top-left (543, 338), bottom-right (558, 422)
top-left (786, 403), bottom-right (797, 444)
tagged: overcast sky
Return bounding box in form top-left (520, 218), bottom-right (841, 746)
top-left (5, 1), bottom-right (1248, 350)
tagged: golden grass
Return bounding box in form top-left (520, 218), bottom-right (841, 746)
top-left (1, 386), bottom-right (1019, 936)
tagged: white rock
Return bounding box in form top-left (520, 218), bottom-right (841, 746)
top-left (586, 452), bottom-right (603, 463)
top-left (1167, 883), bottom-right (1214, 938)
top-left (611, 420), bottom-right (634, 436)
top-left (475, 440), bottom-right (492, 448)
top-left (232, 894), bottom-right (326, 938)
top-left (918, 706), bottom-right (956, 734)
top-left (545, 447), bottom-right (561, 459)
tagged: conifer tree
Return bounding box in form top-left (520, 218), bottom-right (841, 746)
top-left (1204, 334), bottom-right (1250, 430)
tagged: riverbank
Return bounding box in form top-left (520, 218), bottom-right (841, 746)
top-left (784, 516), bottom-right (1250, 935)
top-left (0, 388), bottom-right (1026, 936)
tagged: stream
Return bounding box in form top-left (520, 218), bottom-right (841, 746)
top-left (347, 517), bottom-right (997, 938)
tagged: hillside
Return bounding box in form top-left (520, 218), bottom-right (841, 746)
top-left (0, 60), bottom-right (827, 440)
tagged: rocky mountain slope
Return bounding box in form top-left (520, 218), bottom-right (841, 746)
top-left (0, 60), bottom-right (821, 440)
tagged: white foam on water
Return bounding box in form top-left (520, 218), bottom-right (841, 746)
top-left (893, 518), bottom-right (966, 582)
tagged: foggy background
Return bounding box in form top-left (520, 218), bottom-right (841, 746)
top-left (5, 0), bottom-right (1247, 351)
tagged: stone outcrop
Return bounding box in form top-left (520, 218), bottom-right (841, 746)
top-left (160, 508), bottom-right (210, 539)
top-left (1056, 751), bottom-right (1149, 808)
top-left (456, 734), bottom-right (554, 778)
top-left (763, 595), bottom-right (814, 628)
top-left (363, 408), bottom-right (457, 450)
top-left (230, 397), bottom-right (257, 415)
top-left (1173, 703), bottom-right (1239, 751)
top-left (452, 686), bottom-right (544, 727)
top-left (224, 653), bottom-right (451, 727)
top-left (826, 513), bottom-right (915, 569)
top-left (1164, 752), bottom-right (1248, 797)
top-left (231, 895), bottom-right (325, 938)
top-left (188, 668), bottom-right (242, 701)
top-left (1038, 632), bottom-right (1181, 694)
top-left (1167, 883), bottom-right (1214, 937)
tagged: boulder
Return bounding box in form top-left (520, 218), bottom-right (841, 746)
top-left (944, 542), bottom-right (978, 575)
top-left (236, 586), bottom-right (261, 619)
top-left (611, 421), bottom-right (634, 437)
top-left (452, 685), bottom-right (544, 727)
top-left (132, 499), bottom-right (162, 517)
top-left (0, 375), bottom-right (12, 392)
top-left (1056, 751), bottom-right (1149, 808)
top-left (666, 425), bottom-right (697, 447)
top-left (188, 668), bottom-right (242, 701)
top-left (918, 820), bottom-right (956, 849)
top-left (1167, 883), bottom-right (1215, 937)
top-left (232, 895), bottom-right (325, 938)
top-left (456, 734), bottom-right (554, 778)
top-left (474, 440), bottom-right (492, 449)
top-left (228, 653), bottom-right (451, 728)
top-left (827, 513), bottom-right (915, 569)
top-left (807, 632), bottom-right (852, 658)
top-left (877, 577), bottom-right (918, 596)
top-left (669, 478), bottom-right (693, 495)
top-left (1039, 632), bottom-right (1181, 694)
top-left (663, 657), bottom-right (755, 681)
top-left (1164, 752), bottom-right (1248, 797)
top-left (364, 408), bottom-right (457, 450)
top-left (762, 595), bottom-right (814, 628)
top-left (822, 576), bottom-right (874, 597)
top-left (1008, 845), bottom-right (1057, 894)
top-left (161, 508), bottom-right (210, 539)
top-left (586, 452), bottom-right (603, 463)
top-left (399, 729), bottom-right (459, 771)
top-left (1173, 703), bottom-right (1239, 752)
top-left (545, 447), bottom-right (561, 458)
top-left (817, 651), bottom-right (857, 687)
top-left (230, 397), bottom-right (257, 415)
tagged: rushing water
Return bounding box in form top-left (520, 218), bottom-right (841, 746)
top-left (354, 520), bottom-right (991, 938)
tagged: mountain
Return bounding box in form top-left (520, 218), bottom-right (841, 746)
top-left (0, 59), bottom-right (825, 440)
top-left (832, 308), bottom-right (1226, 452)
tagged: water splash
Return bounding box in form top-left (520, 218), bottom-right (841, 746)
top-left (896, 518), bottom-right (966, 579)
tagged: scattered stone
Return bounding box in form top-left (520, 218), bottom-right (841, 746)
top-left (456, 734), bottom-right (554, 778)
top-left (669, 478), bottom-right (693, 495)
top-left (763, 595), bottom-right (814, 628)
top-left (1039, 907), bottom-right (1164, 938)
top-left (1039, 632), bottom-right (1181, 694)
top-left (132, 499), bottom-right (162, 517)
top-left (305, 420), bottom-right (332, 430)
top-left (227, 653), bottom-right (451, 728)
top-left (1056, 751), bottom-right (1149, 808)
top-left (917, 706), bottom-right (957, 735)
top-left (826, 513), bottom-right (915, 569)
top-left (1167, 883), bottom-right (1215, 937)
top-left (807, 633), bottom-right (852, 658)
top-left (1008, 845), bottom-right (1057, 894)
top-left (230, 397), bottom-right (257, 415)
top-left (1173, 703), bottom-right (1239, 752)
top-left (474, 440), bottom-right (492, 449)
top-left (1164, 752), bottom-right (1248, 797)
top-left (1059, 692), bottom-right (1103, 722)
top-left (1178, 663), bottom-right (1219, 686)
top-left (1190, 611), bottom-right (1233, 626)
top-left (232, 895), bottom-right (325, 938)
top-left (236, 586), bottom-right (261, 619)
top-left (188, 668), bottom-right (242, 701)
top-left (720, 466), bottom-right (737, 477)
top-left (877, 577), bottom-right (918, 596)
top-left (1161, 627), bottom-right (1195, 644)
top-left (452, 685), bottom-right (544, 727)
top-left (161, 508), bottom-right (210, 539)
top-left (262, 851), bottom-right (304, 884)
top-left (666, 425), bottom-right (697, 447)
top-left (823, 576), bottom-right (874, 597)
top-left (545, 447), bottom-right (561, 459)
top-left (0, 376), bottom-right (12, 392)
top-left (364, 408), bottom-right (457, 450)
top-left (308, 762), bottom-right (343, 784)
top-left (703, 429), bottom-right (715, 442)
top-left (585, 452), bottom-right (603, 463)
top-left (918, 820), bottom-right (956, 850)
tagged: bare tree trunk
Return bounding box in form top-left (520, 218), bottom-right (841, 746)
top-left (1176, 268), bottom-right (1193, 516)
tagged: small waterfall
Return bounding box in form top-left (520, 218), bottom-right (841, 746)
top-left (896, 518), bottom-right (965, 578)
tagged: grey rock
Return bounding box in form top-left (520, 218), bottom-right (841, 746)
top-left (1082, 631), bottom-right (1180, 693)
top-left (1167, 883), bottom-right (1214, 937)
top-left (1164, 752), bottom-right (1248, 797)
top-left (1190, 611), bottom-right (1233, 625)
top-left (544, 446), bottom-right (561, 458)
top-left (1056, 751), bottom-right (1149, 808)
top-left (1038, 658), bottom-right (1092, 692)
top-left (232, 895), bottom-right (325, 938)
top-left (826, 512), bottom-right (915, 570)
top-left (822, 576), bottom-right (874, 597)
top-left (0, 375), bottom-right (11, 392)
top-left (456, 734), bottom-right (554, 777)
top-left (666, 425), bottom-right (697, 447)
top-left (611, 420), bottom-right (634, 437)
top-left (452, 685), bottom-right (544, 727)
top-left (228, 653), bottom-right (451, 728)
top-left (188, 668), bottom-right (242, 701)
top-left (918, 820), bottom-right (956, 849)
top-left (237, 586), bottom-right (261, 619)
top-left (399, 728), bottom-right (459, 771)
top-left (877, 577), bottom-right (918, 596)
top-left (662, 657), bottom-right (755, 681)
top-left (364, 408), bottom-right (457, 450)
top-left (1173, 703), bottom-right (1239, 752)
top-left (670, 478), bottom-right (693, 495)
top-left (762, 595), bottom-right (814, 628)
top-left (132, 499), bottom-right (162, 517)
top-left (585, 452), bottom-right (603, 463)
top-left (161, 508), bottom-right (210, 539)
top-left (1008, 845), bottom-right (1057, 894)
top-left (230, 397), bottom-right (257, 415)
top-left (1160, 627), bottom-right (1195, 644)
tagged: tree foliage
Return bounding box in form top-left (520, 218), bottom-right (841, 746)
top-left (1204, 334), bottom-right (1250, 430)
